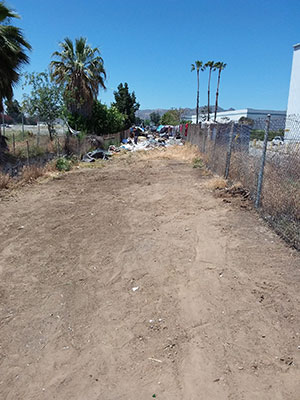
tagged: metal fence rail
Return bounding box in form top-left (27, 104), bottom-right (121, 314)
top-left (186, 115), bottom-right (300, 250)
top-left (0, 127), bottom-right (130, 176)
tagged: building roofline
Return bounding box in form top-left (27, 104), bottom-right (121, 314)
top-left (215, 108), bottom-right (286, 115)
top-left (247, 108), bottom-right (286, 114)
top-left (190, 108), bottom-right (286, 119)
top-left (293, 43), bottom-right (300, 50)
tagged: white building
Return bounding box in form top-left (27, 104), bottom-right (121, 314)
top-left (191, 108), bottom-right (286, 129)
top-left (285, 43), bottom-right (300, 141)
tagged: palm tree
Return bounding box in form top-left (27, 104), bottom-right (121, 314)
top-left (214, 62), bottom-right (227, 121)
top-left (191, 61), bottom-right (203, 124)
top-left (204, 61), bottom-right (216, 121)
top-left (51, 37), bottom-right (106, 118)
top-left (0, 2), bottom-right (31, 113)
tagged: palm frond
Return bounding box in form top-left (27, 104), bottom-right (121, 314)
top-left (50, 36), bottom-right (106, 117)
top-left (0, 3), bottom-right (19, 23)
top-left (0, 3), bottom-right (31, 110)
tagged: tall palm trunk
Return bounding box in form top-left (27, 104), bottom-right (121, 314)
top-left (207, 68), bottom-right (212, 121)
top-left (196, 69), bottom-right (199, 124)
top-left (214, 68), bottom-right (221, 121)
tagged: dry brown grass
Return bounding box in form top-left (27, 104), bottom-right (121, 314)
top-left (228, 181), bottom-right (243, 191)
top-left (203, 144), bottom-right (300, 248)
top-left (21, 160), bottom-right (59, 183)
top-left (20, 165), bottom-right (46, 183)
top-left (142, 143), bottom-right (201, 162)
top-left (9, 162), bottom-right (58, 189)
top-left (0, 166), bottom-right (48, 192)
top-left (205, 177), bottom-right (228, 190)
top-left (226, 150), bottom-right (300, 222)
top-left (13, 135), bottom-right (65, 159)
top-left (228, 152), bottom-right (259, 195)
top-left (43, 160), bottom-right (58, 173)
top-left (262, 163), bottom-right (300, 219)
top-left (0, 172), bottom-right (11, 189)
top-left (114, 143), bottom-right (202, 165)
top-left (78, 160), bottom-right (106, 169)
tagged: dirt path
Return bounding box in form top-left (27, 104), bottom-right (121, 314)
top-left (0, 152), bottom-right (299, 400)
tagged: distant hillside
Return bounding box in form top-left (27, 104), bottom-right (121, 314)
top-left (136, 106), bottom-right (230, 120)
top-left (136, 109), bottom-right (169, 120)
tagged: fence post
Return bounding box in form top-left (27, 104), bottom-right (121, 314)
top-left (2, 112), bottom-right (5, 137)
top-left (37, 121), bottom-right (40, 146)
top-left (255, 114), bottom-right (271, 209)
top-left (26, 140), bottom-right (30, 166)
top-left (224, 122), bottom-right (235, 179)
top-left (212, 124), bottom-right (219, 168)
top-left (77, 136), bottom-right (80, 158)
top-left (202, 126), bottom-right (207, 153)
top-left (12, 131), bottom-right (16, 154)
top-left (57, 137), bottom-right (60, 157)
top-left (22, 114), bottom-right (25, 139)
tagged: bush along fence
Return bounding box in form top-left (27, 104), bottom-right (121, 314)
top-left (186, 116), bottom-right (300, 250)
top-left (0, 127), bottom-right (130, 177)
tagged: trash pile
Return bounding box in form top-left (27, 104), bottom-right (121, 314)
top-left (82, 148), bottom-right (112, 162)
top-left (82, 129), bottom-right (183, 162)
top-left (119, 135), bottom-right (183, 152)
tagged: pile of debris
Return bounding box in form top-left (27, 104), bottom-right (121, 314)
top-left (82, 135), bottom-right (183, 162)
top-left (119, 135), bottom-right (183, 152)
top-left (82, 148), bottom-right (112, 162)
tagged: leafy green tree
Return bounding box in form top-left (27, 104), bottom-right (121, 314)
top-left (149, 111), bottom-right (160, 125)
top-left (91, 102), bottom-right (124, 134)
top-left (204, 61), bottom-right (216, 121)
top-left (135, 116), bottom-right (143, 125)
top-left (67, 101), bottom-right (125, 135)
top-left (107, 105), bottom-right (125, 133)
top-left (51, 37), bottom-right (106, 118)
top-left (22, 71), bottom-right (63, 140)
top-left (5, 98), bottom-right (22, 123)
top-left (0, 2), bottom-right (31, 112)
top-left (161, 109), bottom-right (180, 125)
top-left (191, 61), bottom-right (204, 124)
top-left (112, 82), bottom-right (140, 129)
top-left (239, 117), bottom-right (254, 126)
top-left (214, 62), bottom-right (227, 121)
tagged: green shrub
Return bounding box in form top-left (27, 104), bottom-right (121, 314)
top-left (193, 157), bottom-right (204, 168)
top-left (56, 157), bottom-right (72, 171)
top-left (65, 101), bottom-right (125, 135)
top-left (250, 129), bottom-right (284, 141)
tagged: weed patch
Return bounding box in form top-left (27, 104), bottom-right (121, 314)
top-left (193, 157), bottom-right (204, 168)
top-left (56, 158), bottom-right (72, 171)
top-left (0, 172), bottom-right (11, 189)
top-left (20, 165), bottom-right (46, 183)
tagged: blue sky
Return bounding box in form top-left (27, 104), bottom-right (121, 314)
top-left (9, 0), bottom-right (300, 111)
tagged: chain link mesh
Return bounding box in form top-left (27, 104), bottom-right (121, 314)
top-left (0, 125), bottom-right (129, 176)
top-left (186, 116), bottom-right (300, 250)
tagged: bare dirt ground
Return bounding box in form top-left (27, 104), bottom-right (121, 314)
top-left (0, 148), bottom-right (299, 400)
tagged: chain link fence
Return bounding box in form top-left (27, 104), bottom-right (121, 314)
top-left (186, 116), bottom-right (300, 250)
top-left (1, 119), bottom-right (299, 248)
top-left (0, 125), bottom-right (130, 176)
